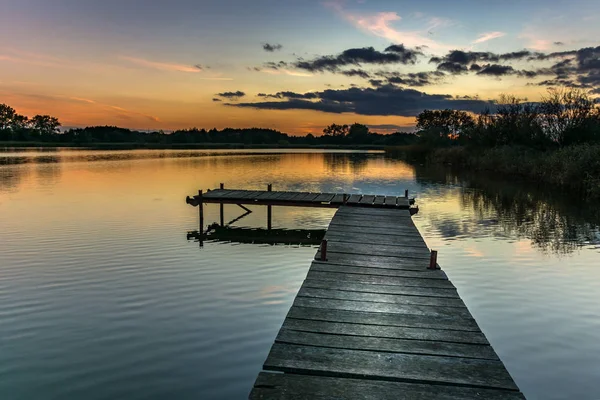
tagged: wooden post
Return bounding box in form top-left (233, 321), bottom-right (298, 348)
top-left (219, 183), bottom-right (224, 226)
top-left (429, 250), bottom-right (438, 270)
top-left (405, 189), bottom-right (409, 198)
top-left (198, 190), bottom-right (204, 243)
top-left (320, 239), bottom-right (328, 261)
top-left (267, 184), bottom-right (272, 230)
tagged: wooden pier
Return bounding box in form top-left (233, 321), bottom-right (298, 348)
top-left (186, 187), bottom-right (524, 399)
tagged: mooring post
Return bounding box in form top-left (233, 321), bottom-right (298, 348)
top-left (267, 184), bottom-right (272, 230)
top-left (429, 250), bottom-right (438, 270)
top-left (219, 183), bottom-right (224, 227)
top-left (320, 239), bottom-right (328, 261)
top-left (405, 189), bottom-right (409, 198)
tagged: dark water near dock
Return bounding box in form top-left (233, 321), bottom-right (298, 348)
top-left (1, 149), bottom-right (599, 399)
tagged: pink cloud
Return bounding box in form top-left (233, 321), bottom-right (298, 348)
top-left (473, 31), bottom-right (506, 44)
top-left (120, 56), bottom-right (203, 73)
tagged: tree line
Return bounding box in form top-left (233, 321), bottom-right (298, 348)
top-left (0, 103), bottom-right (417, 146)
top-left (414, 89), bottom-right (600, 149)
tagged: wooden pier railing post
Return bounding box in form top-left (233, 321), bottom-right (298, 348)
top-left (320, 239), bottom-right (328, 261)
top-left (405, 189), bottom-right (409, 198)
top-left (429, 250), bottom-right (438, 270)
top-left (267, 184), bottom-right (272, 230)
top-left (198, 190), bottom-right (204, 240)
top-left (219, 183), bottom-right (224, 226)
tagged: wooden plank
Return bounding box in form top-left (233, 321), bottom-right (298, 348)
top-left (263, 344), bottom-right (519, 391)
top-left (384, 195), bottom-right (400, 206)
top-left (302, 278), bottom-right (460, 298)
top-left (309, 263), bottom-right (447, 280)
top-left (345, 194), bottom-right (363, 204)
top-left (254, 191), bottom-right (282, 200)
top-left (293, 192), bottom-right (320, 202)
top-left (312, 193), bottom-right (336, 203)
top-left (293, 297), bottom-right (471, 319)
top-left (327, 222), bottom-right (422, 236)
top-left (287, 306), bottom-right (482, 332)
top-left (306, 271), bottom-right (455, 289)
top-left (359, 194), bottom-right (376, 204)
top-left (203, 189), bottom-right (231, 198)
top-left (330, 193), bottom-right (346, 204)
top-left (276, 329), bottom-right (498, 359)
top-left (324, 233), bottom-right (428, 249)
top-left (325, 225), bottom-right (424, 239)
top-left (311, 254), bottom-right (430, 270)
top-left (332, 214), bottom-right (415, 225)
top-left (373, 195), bottom-right (386, 205)
top-left (297, 287), bottom-right (466, 308)
top-left (337, 206), bottom-right (412, 216)
top-left (275, 191), bottom-right (305, 201)
top-left (251, 373), bottom-right (526, 400)
top-left (319, 242), bottom-right (431, 259)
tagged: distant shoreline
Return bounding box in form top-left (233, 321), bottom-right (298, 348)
top-left (0, 142), bottom-right (386, 150)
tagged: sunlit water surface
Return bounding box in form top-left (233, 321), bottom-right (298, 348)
top-left (1, 148), bottom-right (599, 399)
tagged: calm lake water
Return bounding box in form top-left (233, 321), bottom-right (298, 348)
top-left (1, 148), bottom-right (599, 400)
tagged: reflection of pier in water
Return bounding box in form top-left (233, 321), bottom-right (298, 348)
top-left (185, 184), bottom-right (524, 399)
top-left (187, 226), bottom-right (326, 245)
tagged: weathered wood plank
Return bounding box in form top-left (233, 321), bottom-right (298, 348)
top-left (287, 306), bottom-right (482, 331)
top-left (293, 297), bottom-right (471, 319)
top-left (254, 191), bottom-right (283, 200)
top-left (337, 206), bottom-right (411, 216)
top-left (324, 233), bottom-right (428, 249)
top-left (373, 195), bottom-right (386, 205)
top-left (359, 194), bottom-right (376, 204)
top-left (309, 263), bottom-right (447, 280)
top-left (306, 271), bottom-right (454, 288)
top-left (302, 279), bottom-right (460, 298)
top-left (311, 254), bottom-right (430, 270)
top-left (318, 242), bottom-right (431, 259)
top-left (276, 329), bottom-right (498, 359)
top-left (345, 194), bottom-right (363, 204)
top-left (298, 287), bottom-right (466, 308)
top-left (325, 225), bottom-right (424, 239)
top-left (293, 192), bottom-right (320, 202)
top-left (264, 344), bottom-right (519, 391)
top-left (312, 193), bottom-right (336, 203)
top-left (276, 191), bottom-right (307, 201)
top-left (251, 373), bottom-right (526, 400)
top-left (384, 195), bottom-right (399, 206)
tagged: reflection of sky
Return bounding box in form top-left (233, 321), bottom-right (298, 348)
top-left (1, 149), bottom-right (600, 399)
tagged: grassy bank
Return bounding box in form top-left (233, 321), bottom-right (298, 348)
top-left (386, 144), bottom-right (600, 199)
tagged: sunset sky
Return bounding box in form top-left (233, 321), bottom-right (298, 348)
top-left (1, 0), bottom-right (600, 134)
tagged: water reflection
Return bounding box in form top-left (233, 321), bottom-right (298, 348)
top-left (415, 165), bottom-right (600, 254)
top-left (187, 226), bottom-right (326, 245)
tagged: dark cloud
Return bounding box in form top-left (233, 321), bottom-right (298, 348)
top-left (554, 42), bottom-right (565, 46)
top-left (262, 61), bottom-right (288, 70)
top-left (263, 43), bottom-right (283, 52)
top-left (437, 62), bottom-right (468, 74)
top-left (476, 64), bottom-right (516, 76)
top-left (470, 63), bottom-right (482, 71)
top-left (368, 79), bottom-right (384, 87)
top-left (294, 45), bottom-right (423, 72)
top-left (256, 91), bottom-right (319, 99)
top-left (217, 91), bottom-right (246, 99)
top-left (228, 85), bottom-right (493, 117)
top-left (341, 69), bottom-right (371, 78)
top-left (212, 98), bottom-right (222, 102)
top-left (431, 49), bottom-right (543, 66)
top-left (376, 70), bottom-right (446, 86)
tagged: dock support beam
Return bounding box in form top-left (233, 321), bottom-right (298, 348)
top-left (220, 183), bottom-right (224, 227)
top-left (429, 250), bottom-right (438, 270)
top-left (267, 184), bottom-right (272, 230)
top-left (405, 189), bottom-right (409, 198)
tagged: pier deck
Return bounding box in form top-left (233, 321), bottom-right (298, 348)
top-left (249, 206), bottom-right (525, 399)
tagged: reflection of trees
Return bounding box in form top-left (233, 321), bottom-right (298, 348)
top-left (323, 153), bottom-right (370, 174)
top-left (415, 165), bottom-right (600, 254)
top-left (0, 166), bottom-right (30, 193)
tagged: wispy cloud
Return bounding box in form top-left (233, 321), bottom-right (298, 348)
top-left (260, 69), bottom-right (313, 77)
top-left (120, 56), bottom-right (203, 73)
top-left (324, 2), bottom-right (448, 50)
top-left (473, 31), bottom-right (506, 44)
top-left (66, 96), bottom-right (160, 122)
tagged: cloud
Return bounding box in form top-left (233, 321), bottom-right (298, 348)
top-left (263, 43), bottom-right (283, 52)
top-left (212, 98), bottom-right (222, 102)
top-left (476, 64), bottom-right (516, 76)
top-left (227, 85), bottom-right (493, 117)
top-left (554, 41), bottom-right (565, 46)
top-left (324, 2), bottom-right (447, 49)
top-left (294, 45), bottom-right (423, 72)
top-left (120, 56), bottom-right (203, 73)
top-left (254, 61), bottom-right (313, 77)
top-left (473, 32), bottom-right (506, 44)
top-left (341, 69), bottom-right (371, 78)
top-left (437, 61), bottom-right (468, 74)
top-left (375, 70), bottom-right (446, 86)
top-left (217, 91), bottom-right (246, 99)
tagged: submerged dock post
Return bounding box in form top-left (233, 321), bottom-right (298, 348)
top-left (429, 250), bottom-right (438, 269)
top-left (220, 183), bottom-right (224, 227)
top-left (267, 184), bottom-right (272, 230)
